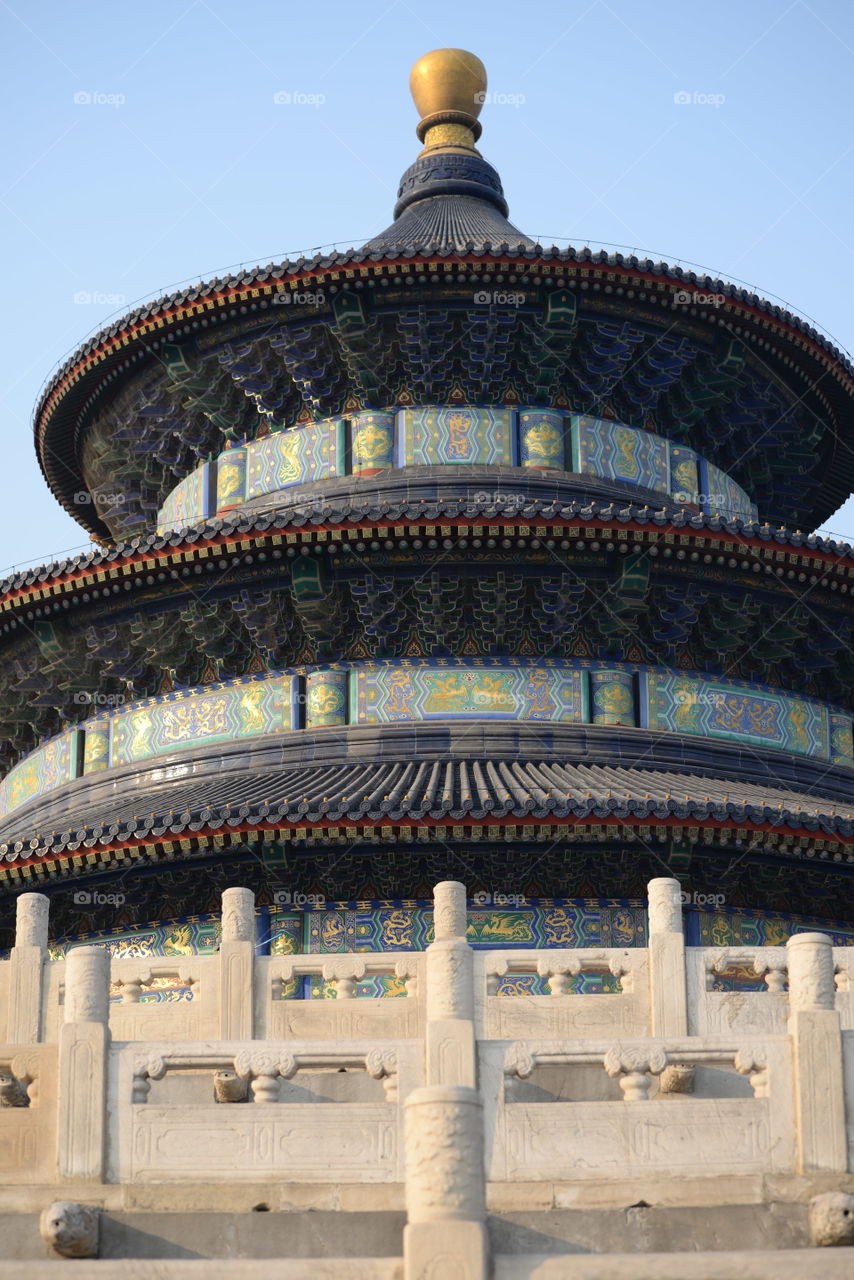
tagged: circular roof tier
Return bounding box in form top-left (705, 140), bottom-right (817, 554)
top-left (34, 49), bottom-right (854, 541)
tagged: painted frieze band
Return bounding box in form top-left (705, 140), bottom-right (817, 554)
top-left (155, 406), bottom-right (758, 532)
top-left (1, 660), bottom-right (850, 823)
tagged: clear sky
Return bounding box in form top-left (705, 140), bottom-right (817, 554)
top-left (2, 0), bottom-right (854, 570)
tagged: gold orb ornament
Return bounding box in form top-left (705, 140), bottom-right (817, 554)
top-left (409, 48), bottom-right (487, 153)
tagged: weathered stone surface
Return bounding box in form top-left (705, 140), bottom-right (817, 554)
top-left (39, 1200), bottom-right (99, 1258)
top-left (808, 1191), bottom-right (854, 1246)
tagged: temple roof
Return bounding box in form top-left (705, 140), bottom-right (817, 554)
top-left (3, 492), bottom-right (852, 597)
top-left (363, 193), bottom-right (534, 254)
top-left (2, 758), bottom-right (854, 861)
top-left (31, 48), bottom-right (854, 540)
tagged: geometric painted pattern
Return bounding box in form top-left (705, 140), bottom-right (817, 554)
top-left (45, 897), bottom-right (854, 969)
top-left (395, 405), bottom-right (516, 466)
top-left (0, 727), bottom-right (79, 817)
top-left (640, 668), bottom-right (831, 760)
top-left (49, 916), bottom-right (222, 960)
top-left (699, 458), bottom-right (758, 524)
top-left (246, 421), bottom-right (346, 500)
top-left (154, 403), bottom-right (760, 530)
top-left (571, 413), bottom-right (669, 494)
top-left (4, 660), bottom-right (850, 821)
top-left (44, 896), bottom-right (854, 999)
top-left (269, 897), bottom-right (648, 959)
top-left (157, 462), bottom-right (213, 534)
top-left (108, 674), bottom-right (299, 767)
top-left (691, 904), bottom-right (854, 948)
top-left (830, 714), bottom-right (854, 769)
top-left (352, 662), bottom-right (588, 724)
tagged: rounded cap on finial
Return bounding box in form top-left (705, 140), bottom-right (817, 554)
top-left (409, 48), bottom-right (487, 149)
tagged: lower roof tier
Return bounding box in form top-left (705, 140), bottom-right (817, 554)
top-left (156, 407), bottom-right (758, 535)
top-left (1, 660), bottom-right (852, 828)
top-left (3, 740), bottom-right (854, 937)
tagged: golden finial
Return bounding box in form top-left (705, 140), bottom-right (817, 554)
top-left (409, 48), bottom-right (487, 156)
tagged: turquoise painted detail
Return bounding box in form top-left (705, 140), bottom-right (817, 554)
top-left (2, 660), bottom-right (846, 822)
top-left (154, 404), bottom-right (760, 530)
top-left (353, 662), bottom-right (586, 724)
top-left (591, 668), bottom-right (636, 726)
top-left (830, 714), bottom-right (854, 769)
top-left (350, 411), bottom-right (395, 474)
top-left (639, 670), bottom-right (829, 759)
top-left (0, 727), bottom-right (80, 818)
top-left (571, 413), bottom-right (669, 493)
top-left (396, 405), bottom-right (516, 467)
top-left (158, 462), bottom-right (214, 533)
top-left (698, 457), bottom-right (757, 524)
top-left (245, 420), bottom-right (345, 500)
top-left (108, 673), bottom-right (299, 768)
top-left (305, 669), bottom-right (348, 728)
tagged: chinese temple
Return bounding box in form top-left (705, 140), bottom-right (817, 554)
top-left (4, 48), bottom-right (854, 956)
top-left (2, 46), bottom-right (854, 1277)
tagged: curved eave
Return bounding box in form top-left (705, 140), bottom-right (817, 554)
top-left (2, 496), bottom-right (854, 619)
top-left (3, 757), bottom-right (854, 886)
top-left (34, 248), bottom-right (854, 540)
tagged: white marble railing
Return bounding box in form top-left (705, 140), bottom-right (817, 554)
top-left (1, 878), bottom-right (854, 1276)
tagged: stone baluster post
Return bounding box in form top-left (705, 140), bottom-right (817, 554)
top-left (404, 1084), bottom-right (487, 1280)
top-left (786, 932), bottom-right (846, 1172)
top-left (6, 893), bottom-right (49, 1043)
top-left (647, 877), bottom-right (688, 1036)
top-left (58, 946), bottom-right (110, 1180)
top-left (219, 887), bottom-right (256, 1040)
top-left (425, 881), bottom-right (475, 1086)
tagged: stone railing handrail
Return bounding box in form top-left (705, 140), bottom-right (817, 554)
top-left (270, 951), bottom-right (421, 999)
top-left (483, 947), bottom-right (642, 995)
top-left (703, 946), bottom-right (789, 991)
top-left (127, 1038), bottom-right (402, 1103)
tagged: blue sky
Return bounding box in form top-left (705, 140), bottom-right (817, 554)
top-left (2, 0), bottom-right (854, 569)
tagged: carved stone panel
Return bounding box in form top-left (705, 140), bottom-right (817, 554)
top-left (499, 1098), bottom-right (782, 1181)
top-left (127, 1103), bottom-right (400, 1181)
top-left (486, 995), bottom-right (648, 1040)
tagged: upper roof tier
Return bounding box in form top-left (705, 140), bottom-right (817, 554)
top-left (34, 49), bottom-right (854, 541)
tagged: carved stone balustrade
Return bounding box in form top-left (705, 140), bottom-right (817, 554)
top-left (0, 880), bottom-right (852, 1212)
